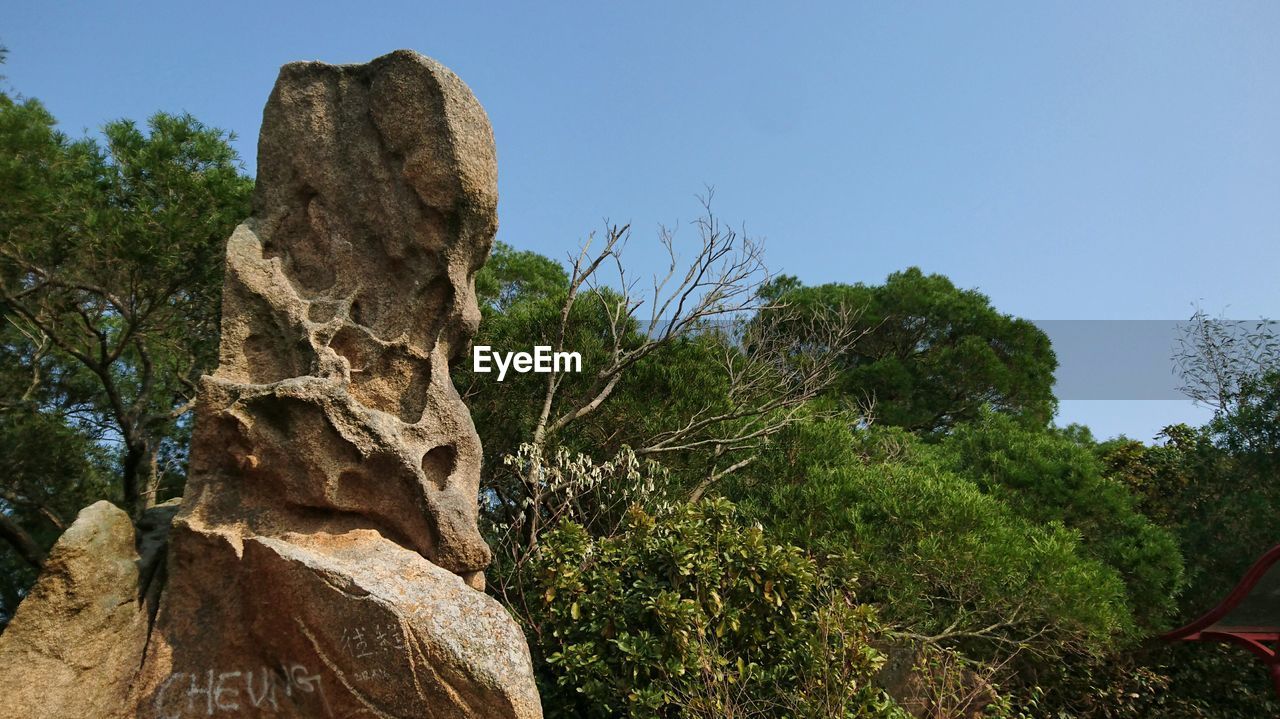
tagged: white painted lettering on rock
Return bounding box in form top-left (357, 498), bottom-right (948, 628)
top-left (153, 664), bottom-right (326, 718)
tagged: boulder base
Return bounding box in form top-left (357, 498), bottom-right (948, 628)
top-left (134, 526), bottom-right (541, 718)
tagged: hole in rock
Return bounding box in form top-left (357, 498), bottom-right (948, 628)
top-left (422, 445), bottom-right (457, 492)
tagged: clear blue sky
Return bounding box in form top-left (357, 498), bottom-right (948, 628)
top-left (5, 2), bottom-right (1277, 440)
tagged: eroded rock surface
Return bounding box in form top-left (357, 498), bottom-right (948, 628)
top-left (0, 50), bottom-right (541, 719)
top-left (133, 49), bottom-right (539, 719)
top-left (182, 48), bottom-right (498, 587)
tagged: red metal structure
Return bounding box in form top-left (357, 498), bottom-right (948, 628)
top-left (1164, 544), bottom-right (1280, 696)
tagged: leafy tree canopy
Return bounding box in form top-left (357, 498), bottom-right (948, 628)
top-left (731, 417), bottom-right (1141, 663)
top-left (940, 411), bottom-right (1184, 629)
top-left (760, 268), bottom-right (1058, 433)
top-left (0, 91), bottom-right (253, 518)
top-left (520, 499), bottom-right (902, 719)
top-left (475, 240), bottom-right (569, 314)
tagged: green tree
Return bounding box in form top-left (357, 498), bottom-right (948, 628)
top-left (1092, 426), bottom-right (1280, 718)
top-left (941, 412), bottom-right (1184, 630)
top-left (1208, 370), bottom-right (1280, 466)
top-left (761, 268), bottom-right (1057, 433)
top-left (1079, 314), bottom-right (1280, 718)
top-left (0, 88), bottom-right (252, 622)
top-left (459, 203), bottom-right (858, 560)
top-left (0, 93), bottom-right (252, 519)
top-left (1135, 317), bottom-right (1280, 614)
top-left (726, 415), bottom-right (1194, 716)
top-left (475, 240), bottom-right (569, 313)
top-left (732, 417), bottom-right (1139, 664)
top-left (0, 409), bottom-right (112, 623)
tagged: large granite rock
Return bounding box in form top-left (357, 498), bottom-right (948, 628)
top-left (0, 50), bottom-right (541, 719)
top-left (182, 47), bottom-right (498, 588)
top-left (0, 502), bottom-right (151, 718)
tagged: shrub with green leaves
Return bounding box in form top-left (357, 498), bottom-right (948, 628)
top-left (734, 419), bottom-right (1138, 662)
top-left (519, 499), bottom-right (904, 718)
top-left (940, 412), bottom-right (1184, 629)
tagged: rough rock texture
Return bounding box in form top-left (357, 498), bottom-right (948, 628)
top-left (0, 50), bottom-right (541, 719)
top-left (0, 502), bottom-right (151, 719)
top-left (130, 49), bottom-right (540, 718)
top-left (181, 48), bottom-right (499, 588)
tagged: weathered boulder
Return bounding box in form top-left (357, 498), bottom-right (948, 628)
top-left (177, 47), bottom-right (499, 589)
top-left (130, 48), bottom-right (540, 719)
top-left (134, 529), bottom-right (541, 718)
top-left (0, 49), bottom-right (542, 719)
top-left (0, 501), bottom-right (150, 719)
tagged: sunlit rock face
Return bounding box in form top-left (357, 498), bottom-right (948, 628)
top-left (0, 50), bottom-right (542, 719)
top-left (0, 502), bottom-right (151, 719)
top-left (188, 49), bottom-right (498, 586)
top-left (136, 49), bottom-right (540, 719)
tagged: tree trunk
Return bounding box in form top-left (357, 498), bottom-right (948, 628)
top-left (0, 512), bottom-right (45, 570)
top-left (122, 438), bottom-right (150, 518)
top-left (141, 444), bottom-right (161, 513)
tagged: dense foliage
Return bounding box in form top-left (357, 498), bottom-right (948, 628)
top-left (941, 412), bottom-right (1183, 629)
top-left (0, 90), bottom-right (251, 522)
top-left (732, 419), bottom-right (1148, 662)
top-left (759, 269), bottom-right (1058, 433)
top-left (520, 500), bottom-right (901, 718)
